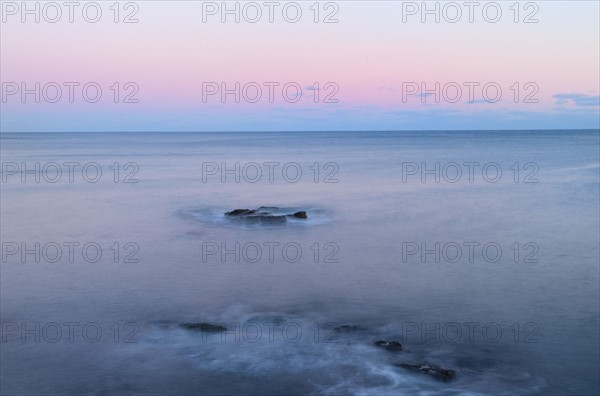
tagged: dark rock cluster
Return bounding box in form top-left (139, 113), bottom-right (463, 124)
top-left (179, 321), bottom-right (456, 382)
top-left (374, 340), bottom-right (403, 352)
top-left (395, 363), bottom-right (456, 382)
top-left (224, 207), bottom-right (307, 223)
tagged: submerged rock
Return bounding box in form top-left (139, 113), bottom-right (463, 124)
top-left (395, 363), bottom-right (456, 382)
top-left (291, 211), bottom-right (307, 219)
top-left (179, 322), bottom-right (227, 333)
top-left (374, 340), bottom-right (403, 352)
top-left (224, 207), bottom-right (308, 222)
top-left (225, 209), bottom-right (255, 216)
top-left (243, 215), bottom-right (287, 223)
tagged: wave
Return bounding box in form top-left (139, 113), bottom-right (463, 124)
top-left (134, 305), bottom-right (545, 395)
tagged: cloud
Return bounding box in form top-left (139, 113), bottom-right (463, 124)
top-left (553, 93), bottom-right (600, 107)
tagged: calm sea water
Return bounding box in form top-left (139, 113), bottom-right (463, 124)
top-left (1, 131), bottom-right (599, 395)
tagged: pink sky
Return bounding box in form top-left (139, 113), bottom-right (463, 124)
top-left (1, 1), bottom-right (599, 130)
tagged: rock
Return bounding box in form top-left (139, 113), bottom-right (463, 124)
top-left (290, 211), bottom-right (307, 219)
top-left (244, 215), bottom-right (287, 223)
top-left (224, 207), bottom-right (307, 222)
top-left (374, 340), bottom-right (403, 352)
top-left (179, 322), bottom-right (227, 333)
top-left (225, 209), bottom-right (255, 216)
top-left (395, 363), bottom-right (456, 382)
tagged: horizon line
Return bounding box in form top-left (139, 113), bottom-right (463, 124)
top-left (1, 128), bottom-right (599, 134)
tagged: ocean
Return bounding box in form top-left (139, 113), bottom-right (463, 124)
top-left (1, 130), bottom-right (599, 395)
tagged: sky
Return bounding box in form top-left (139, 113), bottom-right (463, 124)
top-left (1, 0), bottom-right (599, 131)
